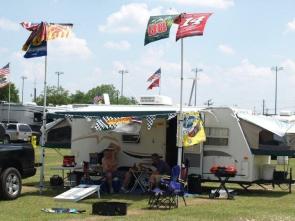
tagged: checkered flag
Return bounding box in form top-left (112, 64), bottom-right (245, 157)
top-left (146, 115), bottom-right (156, 130)
top-left (64, 114), bottom-right (74, 121)
top-left (94, 116), bottom-right (118, 131)
top-left (168, 113), bottom-right (177, 120)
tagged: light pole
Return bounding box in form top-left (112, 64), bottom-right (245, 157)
top-left (191, 68), bottom-right (203, 106)
top-left (118, 69), bottom-right (128, 97)
top-left (21, 76), bottom-right (27, 104)
top-left (271, 66), bottom-right (283, 115)
top-left (55, 71), bottom-right (64, 89)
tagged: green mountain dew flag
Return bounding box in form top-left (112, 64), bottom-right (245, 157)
top-left (144, 15), bottom-right (178, 45)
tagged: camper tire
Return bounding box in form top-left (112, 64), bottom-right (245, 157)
top-left (0, 167), bottom-right (22, 200)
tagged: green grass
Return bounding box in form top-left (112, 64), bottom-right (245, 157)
top-left (0, 148), bottom-right (295, 221)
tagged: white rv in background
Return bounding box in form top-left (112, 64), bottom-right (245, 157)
top-left (0, 102), bottom-right (43, 132)
top-left (45, 99), bottom-right (295, 184)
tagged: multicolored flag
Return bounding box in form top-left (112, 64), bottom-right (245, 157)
top-left (0, 63), bottom-right (9, 88)
top-left (174, 13), bottom-right (212, 41)
top-left (21, 21), bottom-right (73, 58)
top-left (147, 78), bottom-right (160, 90)
top-left (144, 15), bottom-right (177, 45)
top-left (182, 112), bottom-right (206, 147)
top-left (93, 95), bottom-right (104, 104)
top-left (147, 68), bottom-right (161, 82)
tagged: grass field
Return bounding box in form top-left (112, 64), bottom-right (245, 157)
top-left (1, 147), bottom-right (295, 221)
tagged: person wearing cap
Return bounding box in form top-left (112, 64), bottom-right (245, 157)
top-left (101, 143), bottom-right (120, 193)
top-left (148, 153), bottom-right (170, 189)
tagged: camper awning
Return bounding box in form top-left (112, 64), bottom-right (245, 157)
top-left (46, 104), bottom-right (181, 119)
top-left (237, 113), bottom-right (289, 137)
top-left (251, 145), bottom-right (295, 156)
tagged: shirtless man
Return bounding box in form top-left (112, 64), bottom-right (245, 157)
top-left (101, 143), bottom-right (120, 193)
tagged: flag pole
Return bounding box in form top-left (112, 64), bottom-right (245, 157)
top-left (8, 63), bottom-right (11, 123)
top-left (159, 71), bottom-right (161, 95)
top-left (177, 38), bottom-right (184, 167)
top-left (40, 55), bottom-right (47, 193)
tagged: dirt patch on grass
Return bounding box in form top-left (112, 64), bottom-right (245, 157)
top-left (22, 185), bottom-right (39, 193)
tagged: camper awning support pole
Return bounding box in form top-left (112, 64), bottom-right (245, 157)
top-left (177, 38), bottom-right (184, 167)
top-left (39, 56), bottom-right (47, 194)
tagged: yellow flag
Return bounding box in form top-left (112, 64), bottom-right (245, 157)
top-left (47, 24), bottom-right (73, 41)
top-left (182, 112), bottom-right (206, 147)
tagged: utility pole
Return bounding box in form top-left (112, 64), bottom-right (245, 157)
top-left (262, 99), bottom-right (265, 115)
top-left (189, 68), bottom-right (203, 106)
top-left (118, 69), bottom-right (128, 97)
top-left (271, 66), bottom-right (283, 115)
top-left (55, 71), bottom-right (64, 89)
top-left (21, 76), bottom-right (27, 104)
top-left (33, 78), bottom-right (37, 102)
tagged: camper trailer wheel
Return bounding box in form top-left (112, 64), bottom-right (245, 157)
top-left (3, 135), bottom-right (10, 144)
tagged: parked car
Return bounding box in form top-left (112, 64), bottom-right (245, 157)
top-left (4, 123), bottom-right (32, 144)
top-left (0, 143), bottom-right (36, 200)
top-left (0, 123), bottom-right (5, 142)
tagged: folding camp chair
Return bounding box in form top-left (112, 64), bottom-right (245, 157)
top-left (148, 165), bottom-right (187, 209)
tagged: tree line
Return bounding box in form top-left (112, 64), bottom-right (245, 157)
top-left (0, 83), bottom-right (137, 105)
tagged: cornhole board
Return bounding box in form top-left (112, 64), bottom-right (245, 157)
top-left (54, 184), bottom-right (100, 202)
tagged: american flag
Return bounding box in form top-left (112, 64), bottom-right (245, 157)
top-left (131, 116), bottom-right (143, 124)
top-left (147, 78), bottom-right (160, 90)
top-left (147, 68), bottom-right (161, 82)
top-left (0, 63), bottom-right (9, 76)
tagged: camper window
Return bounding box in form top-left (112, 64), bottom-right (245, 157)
top-left (204, 127), bottom-right (229, 146)
top-left (122, 134), bottom-right (140, 143)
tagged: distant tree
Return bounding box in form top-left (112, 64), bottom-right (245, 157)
top-left (0, 83), bottom-right (20, 103)
top-left (70, 90), bottom-right (86, 104)
top-left (85, 84), bottom-right (137, 105)
top-left (36, 86), bottom-right (71, 106)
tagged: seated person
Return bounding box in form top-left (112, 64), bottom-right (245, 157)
top-left (148, 153), bottom-right (171, 189)
top-left (101, 143), bottom-right (120, 193)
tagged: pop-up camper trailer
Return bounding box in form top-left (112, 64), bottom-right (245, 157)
top-left (46, 104), bottom-right (295, 186)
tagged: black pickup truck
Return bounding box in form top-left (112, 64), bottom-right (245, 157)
top-left (0, 143), bottom-right (36, 200)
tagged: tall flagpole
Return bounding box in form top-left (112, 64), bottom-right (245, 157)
top-left (177, 38), bottom-right (184, 166)
top-left (8, 63), bottom-right (11, 123)
top-left (40, 56), bottom-right (47, 193)
top-left (159, 71), bottom-right (161, 95)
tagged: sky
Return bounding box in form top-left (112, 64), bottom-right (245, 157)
top-left (0, 0), bottom-right (295, 114)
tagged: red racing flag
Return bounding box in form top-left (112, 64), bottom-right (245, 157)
top-left (174, 13), bottom-right (212, 41)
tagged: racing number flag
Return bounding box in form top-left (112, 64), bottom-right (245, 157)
top-left (174, 13), bottom-right (212, 41)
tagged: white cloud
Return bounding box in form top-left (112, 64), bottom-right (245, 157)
top-left (0, 18), bottom-right (19, 31)
top-left (226, 59), bottom-right (271, 78)
top-left (161, 0), bottom-right (234, 9)
top-left (49, 34), bottom-right (91, 59)
top-left (282, 59), bottom-right (295, 72)
top-left (104, 40), bottom-right (131, 50)
top-left (0, 47), bottom-right (9, 53)
top-left (218, 44), bottom-right (235, 55)
top-left (98, 3), bottom-right (178, 33)
top-left (286, 18), bottom-right (295, 32)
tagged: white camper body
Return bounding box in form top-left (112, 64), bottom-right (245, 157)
top-left (47, 105), bottom-right (294, 184)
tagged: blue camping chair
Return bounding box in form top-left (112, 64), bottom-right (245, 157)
top-left (148, 165), bottom-right (187, 209)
